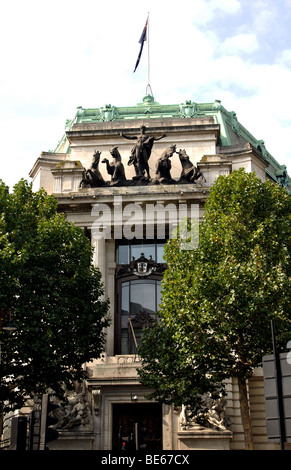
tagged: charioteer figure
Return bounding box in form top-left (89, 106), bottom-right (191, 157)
top-left (120, 125), bottom-right (166, 180)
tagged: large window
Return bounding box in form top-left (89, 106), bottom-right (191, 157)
top-left (117, 240), bottom-right (166, 265)
top-left (120, 279), bottom-right (161, 354)
top-left (121, 279), bottom-right (162, 316)
top-left (115, 240), bottom-right (166, 355)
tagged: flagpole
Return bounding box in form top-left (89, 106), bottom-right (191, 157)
top-left (134, 13), bottom-right (153, 96)
top-left (146, 12), bottom-right (153, 97)
top-left (148, 12), bottom-right (150, 90)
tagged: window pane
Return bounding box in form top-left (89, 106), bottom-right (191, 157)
top-left (131, 244), bottom-right (142, 261)
top-left (130, 280), bottom-right (155, 315)
top-left (121, 330), bottom-right (129, 355)
top-left (117, 240), bottom-right (167, 263)
top-left (157, 243), bottom-right (165, 263)
top-left (131, 243), bottom-right (155, 261)
top-left (121, 317), bottom-right (129, 328)
top-left (121, 282), bottom-right (129, 315)
top-left (118, 245), bottom-right (129, 264)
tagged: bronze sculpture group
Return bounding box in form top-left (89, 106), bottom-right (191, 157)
top-left (79, 125), bottom-right (205, 188)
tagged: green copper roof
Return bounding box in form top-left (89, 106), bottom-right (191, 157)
top-left (53, 94), bottom-right (290, 190)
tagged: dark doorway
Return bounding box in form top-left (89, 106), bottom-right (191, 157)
top-left (112, 403), bottom-right (162, 451)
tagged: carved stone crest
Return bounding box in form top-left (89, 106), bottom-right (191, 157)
top-left (179, 100), bottom-right (198, 118)
top-left (116, 252), bottom-right (166, 279)
top-left (136, 260), bottom-right (148, 274)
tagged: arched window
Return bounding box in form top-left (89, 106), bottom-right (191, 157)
top-left (115, 240), bottom-right (167, 355)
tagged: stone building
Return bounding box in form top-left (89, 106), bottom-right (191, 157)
top-left (18, 94), bottom-right (291, 450)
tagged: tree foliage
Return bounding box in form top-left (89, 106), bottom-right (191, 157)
top-left (138, 319), bottom-right (226, 419)
top-left (138, 169), bottom-right (291, 446)
top-left (0, 180), bottom-right (110, 412)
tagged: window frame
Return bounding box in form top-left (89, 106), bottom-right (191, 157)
top-left (116, 239), bottom-right (166, 265)
top-left (114, 240), bottom-right (167, 355)
top-left (115, 273), bottom-right (163, 355)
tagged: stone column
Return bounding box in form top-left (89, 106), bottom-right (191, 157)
top-left (92, 236), bottom-right (106, 292)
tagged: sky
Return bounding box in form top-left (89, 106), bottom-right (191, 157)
top-left (1, 0), bottom-right (291, 189)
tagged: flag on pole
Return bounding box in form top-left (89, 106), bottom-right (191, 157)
top-left (133, 16), bottom-right (148, 73)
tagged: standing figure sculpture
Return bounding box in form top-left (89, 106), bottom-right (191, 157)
top-left (102, 146), bottom-right (127, 186)
top-left (120, 125), bottom-right (167, 180)
top-left (79, 150), bottom-right (106, 188)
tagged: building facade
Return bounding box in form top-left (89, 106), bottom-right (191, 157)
top-left (24, 95), bottom-right (291, 450)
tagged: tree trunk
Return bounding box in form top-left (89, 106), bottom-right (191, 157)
top-left (237, 376), bottom-right (254, 450)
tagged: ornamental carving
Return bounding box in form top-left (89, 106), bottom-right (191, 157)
top-left (100, 104), bottom-right (119, 122)
top-left (228, 111), bottom-right (239, 134)
top-left (116, 252), bottom-right (167, 279)
top-left (130, 310), bottom-right (155, 328)
top-left (179, 100), bottom-right (198, 118)
top-left (276, 165), bottom-right (289, 188)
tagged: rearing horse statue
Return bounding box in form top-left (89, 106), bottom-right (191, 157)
top-left (177, 149), bottom-right (206, 184)
top-left (79, 150), bottom-right (106, 188)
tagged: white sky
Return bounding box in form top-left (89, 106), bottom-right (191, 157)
top-left (1, 0), bottom-right (291, 189)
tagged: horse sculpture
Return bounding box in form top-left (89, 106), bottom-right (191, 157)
top-left (79, 150), bottom-right (106, 188)
top-left (153, 145), bottom-right (177, 184)
top-left (102, 146), bottom-right (127, 186)
top-left (177, 149), bottom-right (206, 184)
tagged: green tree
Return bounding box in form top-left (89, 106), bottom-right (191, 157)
top-left (138, 319), bottom-right (226, 422)
top-left (0, 180), bottom-right (110, 412)
top-left (138, 169), bottom-right (291, 450)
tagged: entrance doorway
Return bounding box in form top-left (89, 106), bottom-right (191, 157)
top-left (112, 403), bottom-right (162, 451)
